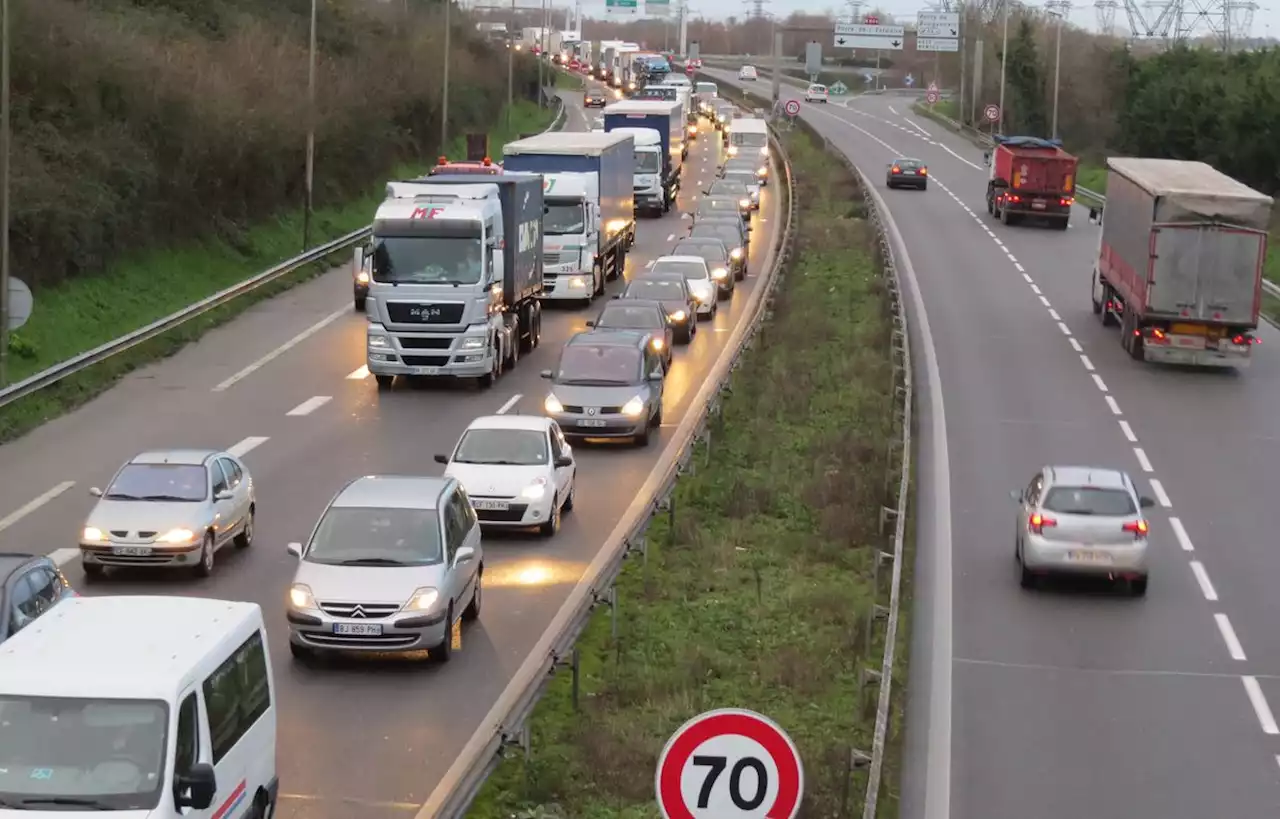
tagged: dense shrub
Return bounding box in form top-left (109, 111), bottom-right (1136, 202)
top-left (11, 0), bottom-right (541, 288)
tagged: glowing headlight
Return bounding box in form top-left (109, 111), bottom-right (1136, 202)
top-left (356, 271), bottom-right (370, 284)
top-left (368, 334), bottom-right (390, 348)
top-left (544, 393), bottom-right (564, 413)
top-left (621, 396), bottom-right (646, 417)
top-left (688, 125), bottom-right (698, 135)
top-left (82, 526), bottom-right (106, 543)
top-left (757, 166), bottom-right (768, 177)
top-left (739, 198), bottom-right (750, 209)
top-left (711, 267), bottom-right (728, 280)
top-left (760, 146), bottom-right (770, 157)
top-left (651, 337), bottom-right (666, 350)
top-left (406, 587), bottom-right (440, 611)
top-left (728, 146), bottom-right (739, 157)
top-left (691, 282), bottom-right (714, 302)
top-left (670, 310), bottom-right (687, 321)
top-left (521, 478), bottom-right (549, 500)
top-left (157, 528), bottom-right (196, 544)
top-left (460, 336), bottom-right (485, 350)
top-left (289, 584), bottom-right (316, 609)
top-left (730, 248), bottom-right (743, 260)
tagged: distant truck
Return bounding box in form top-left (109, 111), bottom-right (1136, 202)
top-left (1089, 157), bottom-right (1271, 367)
top-left (983, 136), bottom-right (1079, 229)
top-left (361, 174), bottom-right (545, 389)
top-left (604, 99), bottom-right (685, 216)
top-left (502, 131), bottom-right (636, 303)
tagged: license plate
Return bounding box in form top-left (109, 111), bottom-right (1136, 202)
top-left (577, 419), bottom-right (608, 428)
top-left (412, 366), bottom-right (441, 376)
top-left (473, 499), bottom-right (511, 511)
top-left (1067, 550), bottom-right (1112, 563)
top-left (1171, 323), bottom-right (1208, 336)
top-left (1031, 201), bottom-right (1046, 209)
top-left (902, 170), bottom-right (915, 175)
top-left (1173, 335), bottom-right (1205, 349)
top-left (334, 623), bottom-right (383, 636)
top-left (112, 546), bottom-right (152, 556)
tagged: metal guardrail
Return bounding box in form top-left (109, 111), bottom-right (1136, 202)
top-left (0, 93), bottom-right (568, 412)
top-left (415, 93), bottom-right (799, 819)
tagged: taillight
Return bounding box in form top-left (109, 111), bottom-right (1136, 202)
top-left (1059, 197), bottom-right (1073, 206)
top-left (1232, 334), bottom-right (1259, 346)
top-left (891, 166), bottom-right (901, 174)
top-left (919, 167), bottom-right (927, 175)
top-left (1029, 513), bottom-right (1056, 534)
top-left (1122, 519), bottom-right (1149, 538)
top-left (1150, 328), bottom-right (1166, 340)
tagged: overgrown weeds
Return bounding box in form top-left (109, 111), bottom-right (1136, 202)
top-left (467, 113), bottom-right (907, 819)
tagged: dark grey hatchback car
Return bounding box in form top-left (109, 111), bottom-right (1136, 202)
top-left (0, 552), bottom-right (76, 645)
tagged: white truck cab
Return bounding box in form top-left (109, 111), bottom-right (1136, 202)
top-left (609, 127), bottom-right (664, 213)
top-left (541, 172), bottom-right (599, 300)
top-left (0, 596), bottom-right (277, 819)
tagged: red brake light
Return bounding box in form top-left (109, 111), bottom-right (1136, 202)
top-left (1151, 328), bottom-right (1166, 340)
top-left (1232, 334), bottom-right (1258, 346)
top-left (437, 156), bottom-right (448, 165)
top-left (919, 167), bottom-right (927, 176)
top-left (891, 166), bottom-right (901, 173)
top-left (1060, 197), bottom-right (1073, 206)
top-left (1029, 513), bottom-right (1056, 534)
top-left (1122, 519), bottom-right (1149, 537)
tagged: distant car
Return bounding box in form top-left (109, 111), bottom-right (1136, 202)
top-left (720, 167), bottom-right (762, 209)
top-left (651, 255), bottom-right (718, 319)
top-left (588, 298), bottom-right (675, 369)
top-left (707, 180), bottom-right (753, 218)
top-left (723, 155), bottom-right (769, 187)
top-left (672, 237), bottom-right (735, 295)
top-left (663, 73), bottom-right (692, 87)
top-left (0, 553), bottom-right (76, 645)
top-left (621, 274), bottom-right (697, 343)
top-left (887, 157), bottom-right (928, 190)
top-left (285, 475), bottom-right (482, 662)
top-left (584, 88), bottom-right (610, 107)
top-left (436, 415), bottom-right (576, 537)
top-left (714, 101), bottom-right (737, 130)
top-left (80, 449), bottom-right (256, 580)
top-left (1011, 465), bottom-right (1155, 596)
top-left (804, 83), bottom-right (830, 103)
top-left (738, 65), bottom-right (759, 81)
top-left (697, 196), bottom-right (750, 231)
top-left (541, 330), bottom-right (667, 446)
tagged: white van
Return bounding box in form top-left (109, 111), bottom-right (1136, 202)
top-left (0, 596), bottom-right (277, 818)
top-left (727, 117), bottom-right (770, 160)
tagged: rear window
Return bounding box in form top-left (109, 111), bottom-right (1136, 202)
top-left (1042, 487), bottom-right (1136, 516)
top-left (896, 159), bottom-right (922, 170)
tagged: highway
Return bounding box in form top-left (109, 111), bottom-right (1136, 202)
top-left (704, 70), bottom-right (1280, 819)
top-left (0, 88), bottom-right (784, 819)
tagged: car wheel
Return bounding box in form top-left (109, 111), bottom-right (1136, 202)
top-left (540, 500), bottom-right (561, 537)
top-left (463, 570), bottom-right (483, 621)
top-left (354, 296), bottom-right (366, 312)
top-left (375, 374), bottom-right (394, 390)
top-left (432, 605), bottom-right (456, 662)
top-left (563, 476), bottom-right (576, 512)
top-left (1130, 575), bottom-right (1149, 597)
top-left (194, 533), bottom-right (215, 578)
top-left (635, 422), bottom-right (652, 447)
top-left (234, 506), bottom-right (255, 549)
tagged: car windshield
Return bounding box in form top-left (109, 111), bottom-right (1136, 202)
top-left (556, 344), bottom-right (642, 385)
top-left (544, 201), bottom-right (585, 235)
top-left (636, 152), bottom-right (662, 174)
top-left (731, 132), bottom-right (767, 149)
top-left (598, 304), bottom-right (663, 329)
top-left (810, 85), bottom-right (827, 93)
top-left (673, 242), bottom-right (726, 262)
top-left (453, 429), bottom-right (549, 466)
top-left (723, 171), bottom-right (758, 187)
top-left (699, 199), bottom-right (739, 214)
top-left (696, 83), bottom-right (717, 94)
top-left (371, 236), bottom-right (483, 285)
top-left (1042, 487), bottom-right (1137, 516)
top-left (691, 227), bottom-right (740, 249)
top-left (306, 507), bottom-right (443, 566)
top-left (0, 695), bottom-right (169, 810)
top-left (652, 260), bottom-right (709, 280)
top-left (895, 159), bottom-right (922, 170)
top-left (626, 279), bottom-right (686, 302)
top-left (104, 464), bottom-right (206, 502)
top-left (711, 184), bottom-right (746, 196)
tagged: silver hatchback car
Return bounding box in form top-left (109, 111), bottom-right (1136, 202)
top-left (1012, 465), bottom-right (1155, 596)
top-left (285, 475), bottom-right (483, 662)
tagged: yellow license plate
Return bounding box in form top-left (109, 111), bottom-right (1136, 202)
top-left (1171, 323), bottom-right (1207, 336)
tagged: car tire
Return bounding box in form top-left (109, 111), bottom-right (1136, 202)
top-left (234, 507), bottom-right (255, 549)
top-left (540, 500), bottom-right (561, 537)
top-left (375, 374), bottom-right (394, 390)
top-left (1019, 563), bottom-right (1037, 589)
top-left (635, 423), bottom-right (651, 447)
top-left (194, 533), bottom-right (215, 579)
top-left (432, 604), bottom-right (456, 662)
top-left (354, 296), bottom-right (366, 312)
top-left (463, 570), bottom-right (483, 621)
top-left (1130, 575), bottom-right (1149, 597)
top-left (563, 477), bottom-right (576, 512)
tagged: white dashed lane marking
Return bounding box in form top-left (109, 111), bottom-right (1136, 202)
top-left (1169, 517), bottom-right (1195, 551)
top-left (1149, 479), bottom-right (1172, 508)
top-left (1190, 561), bottom-right (1219, 602)
top-left (1216, 614), bottom-right (1246, 660)
top-left (286, 396), bottom-right (332, 417)
top-left (227, 436), bottom-right (270, 458)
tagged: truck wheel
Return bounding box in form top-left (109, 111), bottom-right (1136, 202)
top-left (375, 375), bottom-right (394, 390)
top-left (478, 341), bottom-right (502, 389)
top-left (1000, 206), bottom-right (1011, 226)
top-left (354, 296), bottom-right (366, 312)
top-left (593, 264), bottom-right (605, 297)
top-left (1055, 216), bottom-right (1070, 230)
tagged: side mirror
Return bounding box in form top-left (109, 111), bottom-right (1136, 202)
top-left (1139, 496), bottom-right (1155, 509)
top-left (649, 370), bottom-right (665, 381)
top-left (1008, 490), bottom-right (1021, 501)
top-left (454, 545), bottom-right (476, 566)
top-left (540, 369), bottom-right (553, 379)
top-left (982, 152), bottom-right (992, 166)
top-left (554, 455), bottom-right (574, 468)
top-left (89, 487), bottom-right (103, 498)
top-left (286, 542), bottom-right (303, 558)
top-left (353, 245), bottom-right (364, 274)
top-left (1089, 207), bottom-right (1102, 224)
top-left (214, 490), bottom-right (234, 501)
top-left (433, 454), bottom-right (449, 465)
top-left (585, 320), bottom-right (596, 327)
top-left (175, 762), bottom-right (217, 810)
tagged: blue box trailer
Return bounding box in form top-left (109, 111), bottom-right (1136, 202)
top-left (602, 99), bottom-right (684, 182)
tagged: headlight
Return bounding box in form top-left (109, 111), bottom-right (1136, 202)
top-left (368, 334), bottom-right (389, 348)
top-left (355, 271), bottom-right (370, 284)
top-left (289, 584), bottom-right (316, 609)
top-left (621, 396), bottom-right (646, 417)
top-left (739, 198), bottom-right (750, 209)
top-left (460, 336), bottom-right (485, 350)
top-left (670, 310), bottom-right (687, 321)
top-left (760, 146), bottom-right (770, 157)
top-left (651, 337), bottom-right (665, 350)
top-left (82, 526), bottom-right (106, 543)
top-left (730, 248), bottom-right (743, 260)
top-left (405, 587), bottom-right (440, 611)
top-left (711, 267), bottom-right (728, 280)
top-left (728, 146), bottom-right (739, 156)
top-left (157, 528), bottom-right (196, 544)
top-left (521, 477), bottom-right (549, 500)
top-left (544, 393), bottom-right (564, 413)
top-left (757, 166), bottom-right (768, 176)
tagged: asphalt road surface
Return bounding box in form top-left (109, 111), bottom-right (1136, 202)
top-left (705, 70), bottom-right (1280, 819)
top-left (0, 89), bottom-right (783, 819)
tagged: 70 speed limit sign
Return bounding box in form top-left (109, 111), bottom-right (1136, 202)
top-left (655, 708), bottom-right (804, 819)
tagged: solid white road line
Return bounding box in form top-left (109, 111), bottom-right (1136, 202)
top-left (1133, 447), bottom-right (1153, 472)
top-left (1149, 478), bottom-right (1172, 508)
top-left (1215, 614), bottom-right (1245, 660)
top-left (286, 396), bottom-right (332, 417)
top-left (227, 437), bottom-right (270, 458)
top-left (939, 142), bottom-right (983, 170)
top-left (1118, 420), bottom-right (1137, 442)
top-left (495, 394), bottom-right (522, 415)
top-left (0, 481), bottom-right (76, 534)
top-left (213, 306), bottom-right (349, 392)
top-left (1243, 677), bottom-right (1278, 733)
top-left (347, 365), bottom-right (370, 380)
top-left (1169, 517), bottom-right (1195, 551)
top-left (1189, 561), bottom-right (1218, 601)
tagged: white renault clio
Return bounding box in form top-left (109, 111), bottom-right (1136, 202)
top-left (437, 415), bottom-right (577, 537)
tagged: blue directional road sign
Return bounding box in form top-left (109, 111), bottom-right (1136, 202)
top-left (905, 73), bottom-right (915, 87)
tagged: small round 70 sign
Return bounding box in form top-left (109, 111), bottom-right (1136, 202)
top-left (655, 709), bottom-right (804, 819)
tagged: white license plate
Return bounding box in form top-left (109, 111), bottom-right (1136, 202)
top-left (112, 546), bottom-right (152, 556)
top-left (1031, 201), bottom-right (1046, 209)
top-left (413, 367), bottom-right (441, 376)
top-left (473, 500), bottom-right (511, 511)
top-left (577, 419), bottom-right (608, 428)
top-left (334, 623), bottom-right (383, 636)
top-left (1173, 335), bottom-right (1206, 349)
top-left (1067, 550), bottom-right (1112, 563)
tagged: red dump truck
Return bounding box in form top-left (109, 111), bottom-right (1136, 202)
top-left (1089, 157), bottom-right (1271, 367)
top-left (984, 136), bottom-right (1079, 229)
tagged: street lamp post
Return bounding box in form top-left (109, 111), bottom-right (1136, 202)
top-left (0, 0), bottom-right (9, 386)
top-left (441, 0), bottom-right (453, 149)
top-left (302, 0), bottom-right (317, 250)
top-left (997, 0), bottom-right (1009, 131)
top-left (507, 0), bottom-right (515, 131)
top-left (1051, 9), bottom-right (1063, 139)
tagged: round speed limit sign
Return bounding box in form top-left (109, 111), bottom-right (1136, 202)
top-left (783, 99), bottom-right (801, 117)
top-left (655, 709), bottom-right (804, 819)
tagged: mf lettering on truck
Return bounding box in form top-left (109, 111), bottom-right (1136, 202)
top-left (411, 206), bottom-right (447, 219)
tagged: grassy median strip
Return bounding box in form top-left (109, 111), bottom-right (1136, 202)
top-left (468, 120), bottom-right (910, 818)
top-left (0, 101), bottom-right (551, 444)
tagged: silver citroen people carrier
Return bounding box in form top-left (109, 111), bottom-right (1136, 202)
top-left (285, 475), bottom-right (483, 663)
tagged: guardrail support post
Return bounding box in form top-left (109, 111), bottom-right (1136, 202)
top-left (608, 585), bottom-right (619, 643)
top-left (878, 506), bottom-right (897, 536)
top-left (571, 647), bottom-right (581, 711)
